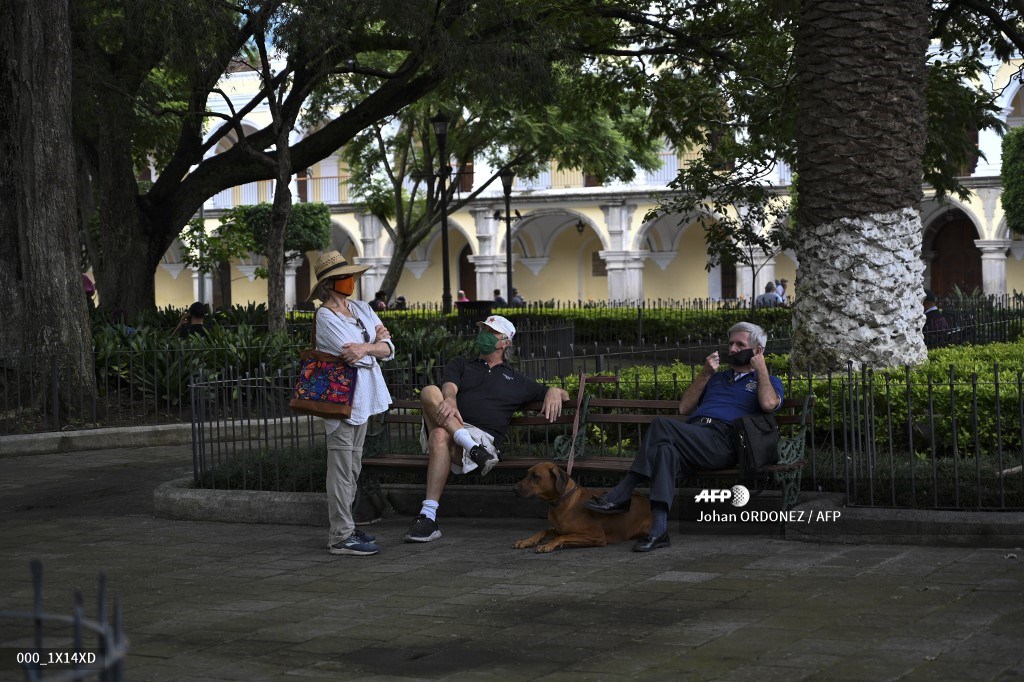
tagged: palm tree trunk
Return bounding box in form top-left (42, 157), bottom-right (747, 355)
top-left (791, 0), bottom-right (930, 370)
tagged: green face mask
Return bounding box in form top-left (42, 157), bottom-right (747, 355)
top-left (474, 331), bottom-right (500, 355)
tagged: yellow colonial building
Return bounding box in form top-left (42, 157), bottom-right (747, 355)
top-left (152, 57), bottom-right (1024, 310)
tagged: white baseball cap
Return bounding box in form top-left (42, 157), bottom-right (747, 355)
top-left (477, 315), bottom-right (516, 340)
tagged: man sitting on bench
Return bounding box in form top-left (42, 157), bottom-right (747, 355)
top-left (405, 315), bottom-right (570, 543)
top-left (584, 321), bottom-right (784, 553)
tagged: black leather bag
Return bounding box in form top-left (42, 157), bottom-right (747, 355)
top-left (732, 413), bottom-right (780, 473)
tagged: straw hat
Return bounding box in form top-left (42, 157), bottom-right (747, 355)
top-left (307, 251), bottom-right (370, 301)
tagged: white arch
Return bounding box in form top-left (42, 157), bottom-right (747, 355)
top-left (421, 218), bottom-right (472, 257)
top-left (632, 210), bottom-right (709, 253)
top-left (498, 209), bottom-right (609, 256)
top-left (330, 221), bottom-right (362, 257)
top-left (921, 199), bottom-right (983, 250)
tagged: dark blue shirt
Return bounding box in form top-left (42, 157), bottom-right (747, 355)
top-left (441, 357), bottom-right (549, 444)
top-left (689, 369), bottom-right (784, 423)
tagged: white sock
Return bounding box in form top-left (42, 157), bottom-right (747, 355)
top-left (453, 429), bottom-right (477, 451)
top-left (419, 499), bottom-right (439, 521)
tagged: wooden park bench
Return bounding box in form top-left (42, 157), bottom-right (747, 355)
top-left (362, 384), bottom-right (813, 510)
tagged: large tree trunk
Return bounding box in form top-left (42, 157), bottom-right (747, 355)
top-left (0, 0), bottom-right (97, 416)
top-left (89, 122), bottom-right (162, 318)
top-left (791, 0), bottom-right (929, 370)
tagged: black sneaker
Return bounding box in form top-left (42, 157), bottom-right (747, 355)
top-left (469, 445), bottom-right (499, 476)
top-left (329, 535), bottom-right (381, 556)
top-left (404, 514), bottom-right (441, 543)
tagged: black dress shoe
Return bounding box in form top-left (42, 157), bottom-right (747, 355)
top-left (583, 494), bottom-right (631, 515)
top-left (632, 532), bottom-right (671, 552)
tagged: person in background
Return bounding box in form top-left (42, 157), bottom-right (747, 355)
top-left (922, 289), bottom-right (949, 347)
top-left (175, 301), bottom-right (209, 339)
top-left (493, 289), bottom-right (507, 305)
top-left (392, 295), bottom-right (407, 310)
top-left (307, 251), bottom-right (395, 556)
top-left (754, 281), bottom-right (782, 308)
top-left (776, 278), bottom-right (788, 301)
top-left (510, 288), bottom-right (526, 307)
top-left (456, 290), bottom-right (470, 303)
top-left (370, 290), bottom-right (389, 312)
top-left (82, 273), bottom-right (96, 310)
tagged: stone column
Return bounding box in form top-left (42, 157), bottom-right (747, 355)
top-left (735, 255), bottom-right (776, 302)
top-left (600, 201), bottom-right (637, 251)
top-left (469, 255), bottom-right (505, 301)
top-left (920, 249), bottom-right (936, 290)
top-left (190, 266), bottom-right (213, 305)
top-left (975, 239), bottom-right (1011, 295)
top-left (601, 250), bottom-right (645, 302)
top-left (471, 207), bottom-right (506, 300)
top-left (354, 213), bottom-right (390, 299)
top-left (283, 252), bottom-right (302, 310)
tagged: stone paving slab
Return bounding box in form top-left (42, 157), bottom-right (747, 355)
top-left (0, 447), bottom-right (1023, 680)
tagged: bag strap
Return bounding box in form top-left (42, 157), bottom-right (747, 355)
top-left (310, 308), bottom-right (319, 349)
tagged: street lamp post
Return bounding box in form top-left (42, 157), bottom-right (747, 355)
top-left (431, 113), bottom-right (453, 314)
top-left (499, 168), bottom-right (515, 304)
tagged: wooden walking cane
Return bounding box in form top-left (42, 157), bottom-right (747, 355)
top-left (566, 373), bottom-right (587, 477)
top-left (565, 373), bottom-right (618, 477)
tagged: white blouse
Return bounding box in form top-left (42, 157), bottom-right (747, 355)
top-left (315, 300), bottom-right (394, 428)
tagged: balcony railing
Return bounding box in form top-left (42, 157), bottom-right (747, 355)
top-left (207, 176), bottom-right (350, 210)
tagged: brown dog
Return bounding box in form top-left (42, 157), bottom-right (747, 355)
top-left (513, 462), bottom-right (652, 553)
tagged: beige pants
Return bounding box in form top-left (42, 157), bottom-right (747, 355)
top-left (326, 420), bottom-right (368, 547)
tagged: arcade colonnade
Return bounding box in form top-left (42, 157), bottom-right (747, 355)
top-left (153, 179), bottom-right (1024, 310)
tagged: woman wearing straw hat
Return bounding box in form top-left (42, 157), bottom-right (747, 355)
top-left (308, 251), bottom-right (395, 556)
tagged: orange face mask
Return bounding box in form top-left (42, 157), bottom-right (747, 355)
top-left (333, 277), bottom-right (356, 296)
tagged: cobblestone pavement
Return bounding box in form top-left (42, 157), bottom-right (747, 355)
top-left (1, 446), bottom-right (1022, 681)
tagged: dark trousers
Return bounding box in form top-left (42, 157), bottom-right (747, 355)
top-left (629, 417), bottom-right (735, 506)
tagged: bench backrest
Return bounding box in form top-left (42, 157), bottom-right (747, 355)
top-left (579, 396), bottom-right (812, 426)
top-left (385, 396), bottom-right (813, 426)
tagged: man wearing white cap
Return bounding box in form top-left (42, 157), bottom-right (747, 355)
top-left (405, 315), bottom-right (570, 543)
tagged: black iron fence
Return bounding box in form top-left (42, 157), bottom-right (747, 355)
top-left (187, 362), bottom-right (1024, 511)
top-left (1, 322), bottom-right (1007, 437)
top-left (0, 560), bottom-right (128, 681)
top-left (0, 322), bottom-right (572, 435)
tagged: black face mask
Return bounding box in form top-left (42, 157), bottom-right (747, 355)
top-left (725, 348), bottom-right (755, 366)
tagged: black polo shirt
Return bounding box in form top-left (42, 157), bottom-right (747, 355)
top-left (441, 357), bottom-right (550, 445)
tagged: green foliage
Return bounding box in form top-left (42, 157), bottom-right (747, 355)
top-left (1002, 127), bottom-right (1024, 238)
top-left (654, 153), bottom-right (795, 287)
top-left (766, 340), bottom-right (1024, 459)
top-left (924, 56), bottom-right (1005, 200)
top-left (337, 57), bottom-right (666, 293)
top-left (179, 217), bottom-right (258, 276)
top-left (92, 321), bottom-right (297, 407)
top-left (224, 203), bottom-right (332, 257)
top-left (497, 306), bottom-right (793, 345)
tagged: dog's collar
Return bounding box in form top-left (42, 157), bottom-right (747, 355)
top-left (547, 481), bottom-right (578, 507)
